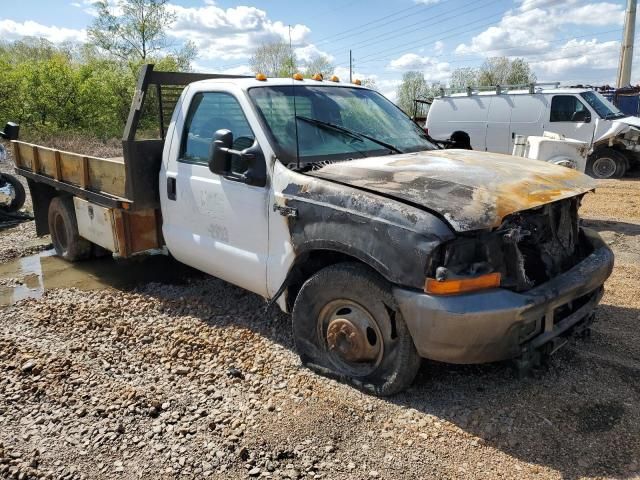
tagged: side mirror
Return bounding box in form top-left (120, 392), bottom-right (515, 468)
top-left (572, 111), bottom-right (591, 123)
top-left (208, 129), bottom-right (267, 187)
top-left (208, 129), bottom-right (233, 174)
top-left (0, 122), bottom-right (19, 141)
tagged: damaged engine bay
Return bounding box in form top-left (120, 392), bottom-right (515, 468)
top-left (427, 196), bottom-right (588, 292)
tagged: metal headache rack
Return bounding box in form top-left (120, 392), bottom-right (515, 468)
top-left (437, 82), bottom-right (562, 97)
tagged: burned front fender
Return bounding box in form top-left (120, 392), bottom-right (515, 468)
top-left (280, 175), bottom-right (454, 290)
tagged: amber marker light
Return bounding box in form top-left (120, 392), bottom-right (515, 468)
top-left (330, 75), bottom-right (340, 82)
top-left (293, 73), bottom-right (304, 80)
top-left (353, 79), bottom-right (362, 85)
top-left (425, 272), bottom-right (501, 295)
top-left (312, 73), bottom-right (323, 81)
top-left (255, 73), bottom-right (267, 81)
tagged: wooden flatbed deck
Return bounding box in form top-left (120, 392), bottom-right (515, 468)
top-left (12, 141), bottom-right (128, 201)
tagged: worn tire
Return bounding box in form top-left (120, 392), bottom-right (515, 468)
top-left (48, 196), bottom-right (92, 261)
top-left (586, 149), bottom-right (627, 179)
top-left (616, 155), bottom-right (629, 178)
top-left (292, 262), bottom-right (421, 396)
top-left (0, 174), bottom-right (25, 213)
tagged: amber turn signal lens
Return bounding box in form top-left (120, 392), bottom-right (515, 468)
top-left (425, 272), bottom-right (501, 295)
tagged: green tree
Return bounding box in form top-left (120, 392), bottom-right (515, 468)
top-left (360, 78), bottom-right (378, 91)
top-left (477, 57), bottom-right (536, 86)
top-left (302, 55), bottom-right (334, 78)
top-left (396, 71), bottom-right (441, 115)
top-left (249, 42), bottom-right (297, 77)
top-left (396, 71), bottom-right (430, 114)
top-left (88, 0), bottom-right (176, 60)
top-left (450, 67), bottom-right (478, 89)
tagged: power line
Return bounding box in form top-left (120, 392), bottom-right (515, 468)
top-left (339, 0), bottom-right (557, 65)
top-left (213, 1), bottom-right (445, 71)
top-left (367, 27), bottom-right (623, 73)
top-left (343, 13), bottom-right (507, 67)
top-left (313, 1), bottom-right (438, 45)
top-left (368, 29), bottom-right (625, 79)
top-left (331, 0), bottom-right (502, 56)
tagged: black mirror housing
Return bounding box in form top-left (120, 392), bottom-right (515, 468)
top-left (208, 129), bottom-right (233, 174)
top-left (0, 122), bottom-right (19, 141)
top-left (242, 143), bottom-right (267, 187)
top-left (573, 111), bottom-right (590, 123)
top-left (208, 129), bottom-right (267, 187)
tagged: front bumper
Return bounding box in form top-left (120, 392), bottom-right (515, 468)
top-left (394, 228), bottom-right (614, 364)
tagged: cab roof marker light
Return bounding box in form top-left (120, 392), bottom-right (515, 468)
top-left (424, 272), bottom-right (501, 295)
top-left (330, 75), bottom-right (340, 82)
top-left (312, 73), bottom-right (323, 81)
top-left (353, 79), bottom-right (362, 85)
top-left (255, 73), bottom-right (267, 81)
top-left (293, 73), bottom-right (304, 81)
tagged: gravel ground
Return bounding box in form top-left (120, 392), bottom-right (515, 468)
top-left (0, 167), bottom-right (639, 479)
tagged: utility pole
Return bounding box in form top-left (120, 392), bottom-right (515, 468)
top-left (349, 50), bottom-right (353, 83)
top-left (617, 0), bottom-right (637, 87)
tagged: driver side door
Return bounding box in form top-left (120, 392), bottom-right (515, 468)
top-left (548, 94), bottom-right (596, 142)
top-left (161, 91), bottom-right (270, 297)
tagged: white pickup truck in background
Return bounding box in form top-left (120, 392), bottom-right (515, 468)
top-left (11, 66), bottom-right (614, 395)
top-left (426, 85), bottom-right (640, 179)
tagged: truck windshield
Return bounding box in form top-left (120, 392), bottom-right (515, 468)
top-left (248, 85), bottom-right (435, 166)
top-left (580, 91), bottom-right (625, 119)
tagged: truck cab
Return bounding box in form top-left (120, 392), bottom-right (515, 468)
top-left (13, 66), bottom-right (614, 396)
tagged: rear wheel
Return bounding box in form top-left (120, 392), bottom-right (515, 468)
top-left (48, 196), bottom-right (92, 261)
top-left (586, 149), bottom-right (627, 179)
top-left (292, 262), bottom-right (421, 396)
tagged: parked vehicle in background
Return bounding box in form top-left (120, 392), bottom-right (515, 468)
top-left (0, 123), bottom-right (25, 213)
top-left (9, 65), bottom-right (613, 395)
top-left (426, 84), bottom-right (640, 179)
top-left (511, 132), bottom-right (589, 172)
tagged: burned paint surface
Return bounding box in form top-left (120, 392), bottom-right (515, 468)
top-left (281, 176), bottom-right (454, 290)
top-left (307, 149), bottom-right (596, 232)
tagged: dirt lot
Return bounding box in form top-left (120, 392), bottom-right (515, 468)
top-left (0, 152), bottom-right (639, 479)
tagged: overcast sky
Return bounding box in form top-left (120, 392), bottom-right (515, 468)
top-left (0, 0), bottom-right (634, 101)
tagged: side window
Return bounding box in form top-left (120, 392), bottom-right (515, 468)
top-left (550, 95), bottom-right (590, 122)
top-left (250, 90), bottom-right (313, 155)
top-left (180, 92), bottom-right (255, 172)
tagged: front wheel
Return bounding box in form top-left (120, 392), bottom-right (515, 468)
top-left (292, 263), bottom-right (421, 396)
top-left (586, 149), bottom-right (626, 179)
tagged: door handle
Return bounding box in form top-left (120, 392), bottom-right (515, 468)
top-left (167, 177), bottom-right (176, 201)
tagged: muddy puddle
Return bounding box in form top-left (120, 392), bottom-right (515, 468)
top-left (0, 250), bottom-right (201, 306)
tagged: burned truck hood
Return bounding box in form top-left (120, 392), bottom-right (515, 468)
top-left (307, 149), bottom-right (596, 232)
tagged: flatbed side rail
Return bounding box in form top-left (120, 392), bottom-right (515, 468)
top-left (12, 140), bottom-right (129, 208)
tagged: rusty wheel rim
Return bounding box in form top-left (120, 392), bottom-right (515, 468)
top-left (318, 299), bottom-right (384, 377)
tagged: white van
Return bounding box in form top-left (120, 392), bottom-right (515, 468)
top-left (426, 86), bottom-right (640, 178)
